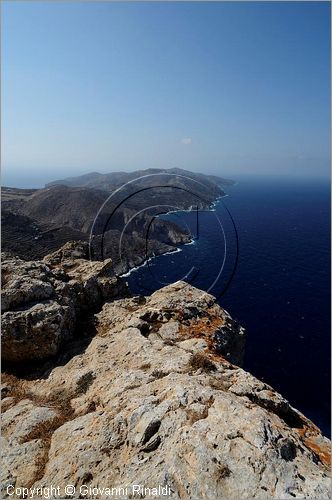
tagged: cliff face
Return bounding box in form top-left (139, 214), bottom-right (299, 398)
top-left (1, 245), bottom-right (330, 499)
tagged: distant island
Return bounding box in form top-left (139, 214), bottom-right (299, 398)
top-left (2, 168), bottom-right (234, 275)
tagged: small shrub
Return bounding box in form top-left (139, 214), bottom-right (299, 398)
top-left (151, 369), bottom-right (167, 379)
top-left (188, 353), bottom-right (217, 373)
top-left (218, 464), bottom-right (231, 479)
top-left (75, 371), bottom-right (95, 395)
top-left (1, 372), bottom-right (27, 403)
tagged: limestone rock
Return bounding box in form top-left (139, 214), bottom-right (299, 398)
top-left (97, 281), bottom-right (246, 365)
top-left (42, 240), bottom-right (90, 266)
top-left (1, 242), bottom-right (129, 362)
top-left (1, 254), bottom-right (55, 313)
top-left (1, 282), bottom-right (330, 499)
top-left (1, 437), bottom-right (47, 491)
top-left (2, 301), bottom-right (74, 362)
top-left (1, 398), bottom-right (62, 493)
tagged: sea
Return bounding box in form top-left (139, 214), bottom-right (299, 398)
top-left (125, 175), bottom-right (331, 437)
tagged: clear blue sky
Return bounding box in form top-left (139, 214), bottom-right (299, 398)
top-left (2, 1), bottom-right (330, 187)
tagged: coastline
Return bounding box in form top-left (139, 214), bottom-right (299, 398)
top-left (120, 246), bottom-right (183, 278)
top-left (119, 190), bottom-right (228, 279)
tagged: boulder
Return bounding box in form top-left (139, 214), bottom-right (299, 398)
top-left (2, 301), bottom-right (74, 362)
top-left (1, 242), bottom-right (129, 362)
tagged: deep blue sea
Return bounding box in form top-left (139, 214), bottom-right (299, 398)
top-left (126, 176), bottom-right (331, 436)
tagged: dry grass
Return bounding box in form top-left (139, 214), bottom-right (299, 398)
top-left (218, 464), bottom-right (231, 479)
top-left (1, 372), bottom-right (30, 403)
top-left (1, 376), bottom-right (78, 488)
top-left (187, 352), bottom-right (217, 373)
top-left (26, 446), bottom-right (50, 487)
top-left (139, 362), bottom-right (151, 371)
top-left (2, 372), bottom-right (76, 430)
top-left (23, 394), bottom-right (76, 488)
top-left (20, 412), bottom-right (68, 444)
top-left (151, 369), bottom-right (167, 380)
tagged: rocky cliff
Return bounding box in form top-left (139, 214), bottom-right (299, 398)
top-left (1, 242), bottom-right (129, 364)
top-left (1, 244), bottom-right (330, 499)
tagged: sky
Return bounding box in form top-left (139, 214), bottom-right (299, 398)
top-left (2, 1), bottom-right (331, 188)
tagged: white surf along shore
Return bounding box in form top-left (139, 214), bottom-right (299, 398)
top-left (119, 192), bottom-right (227, 279)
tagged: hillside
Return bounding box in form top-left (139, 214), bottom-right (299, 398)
top-left (2, 168), bottom-right (231, 266)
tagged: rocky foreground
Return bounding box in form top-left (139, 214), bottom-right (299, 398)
top-left (1, 244), bottom-right (331, 499)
